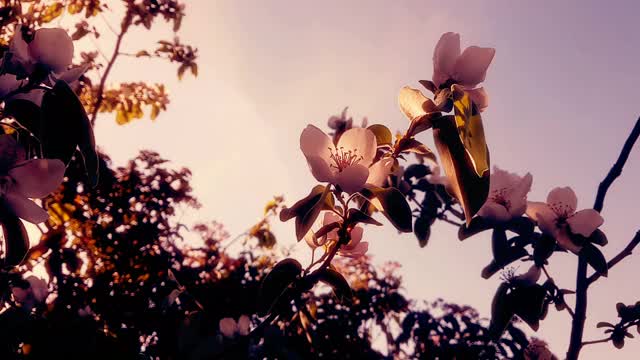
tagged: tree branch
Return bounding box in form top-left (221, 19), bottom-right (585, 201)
top-left (566, 116), bottom-right (640, 360)
top-left (593, 117), bottom-right (640, 212)
top-left (89, 13), bottom-right (132, 126)
top-left (588, 230), bottom-right (640, 285)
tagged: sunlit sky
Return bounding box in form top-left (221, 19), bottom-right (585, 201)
top-left (73, 1), bottom-right (640, 358)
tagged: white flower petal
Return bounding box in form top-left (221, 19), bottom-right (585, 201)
top-left (7, 26), bottom-right (34, 75)
top-left (567, 209), bottom-right (604, 237)
top-left (56, 63), bottom-right (89, 84)
top-left (465, 87), bottom-right (489, 112)
top-left (557, 228), bottom-right (582, 254)
top-left (29, 28), bottom-right (74, 72)
top-left (526, 201), bottom-right (557, 236)
top-left (432, 32), bottom-right (461, 87)
top-left (478, 201), bottom-right (511, 222)
top-left (300, 124), bottom-right (333, 160)
top-left (335, 164), bottom-right (369, 194)
top-left (339, 241), bottom-right (368, 259)
top-left (336, 128), bottom-right (377, 167)
top-left (10, 159), bottom-right (65, 198)
top-left (305, 156), bottom-right (335, 183)
top-left (547, 187), bottom-right (577, 216)
top-left (347, 226), bottom-right (363, 248)
top-left (4, 191), bottom-right (49, 223)
top-left (452, 46), bottom-right (495, 88)
top-left (366, 157), bottom-right (393, 187)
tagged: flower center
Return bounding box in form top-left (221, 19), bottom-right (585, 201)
top-left (549, 202), bottom-right (574, 218)
top-left (491, 188), bottom-right (511, 210)
top-left (328, 146), bottom-right (363, 172)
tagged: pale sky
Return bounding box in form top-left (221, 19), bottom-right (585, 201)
top-left (84, 1), bottom-right (640, 358)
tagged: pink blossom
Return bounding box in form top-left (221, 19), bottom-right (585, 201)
top-left (432, 32), bottom-right (495, 112)
top-left (300, 125), bottom-right (392, 193)
top-left (527, 187), bottom-right (604, 254)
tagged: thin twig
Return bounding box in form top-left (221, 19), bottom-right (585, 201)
top-left (588, 230), bottom-right (640, 285)
top-left (593, 117), bottom-right (640, 212)
top-left (581, 338), bottom-right (610, 347)
top-left (89, 13), bottom-right (132, 126)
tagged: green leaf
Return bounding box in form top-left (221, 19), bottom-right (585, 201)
top-left (295, 186), bottom-right (332, 241)
top-left (0, 202), bottom-right (29, 266)
top-left (258, 258), bottom-right (302, 316)
top-left (580, 243), bottom-right (608, 277)
top-left (316, 268), bottom-right (353, 303)
top-left (367, 124), bottom-right (392, 146)
top-left (279, 185), bottom-right (325, 222)
top-left (452, 86), bottom-right (489, 177)
top-left (458, 216), bottom-right (492, 240)
top-left (414, 216), bottom-right (431, 247)
top-left (397, 138), bottom-right (437, 163)
top-left (432, 115), bottom-right (489, 224)
top-left (489, 282), bottom-right (514, 340)
top-left (41, 81), bottom-right (99, 186)
top-left (369, 186), bottom-right (412, 232)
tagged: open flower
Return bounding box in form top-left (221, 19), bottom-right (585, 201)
top-left (477, 167), bottom-right (532, 223)
top-left (304, 212), bottom-right (369, 259)
top-left (432, 32), bottom-right (495, 111)
top-left (12, 275), bottom-right (48, 309)
top-left (300, 125), bottom-right (392, 193)
top-left (0, 135), bottom-right (65, 223)
top-left (526, 187), bottom-right (604, 254)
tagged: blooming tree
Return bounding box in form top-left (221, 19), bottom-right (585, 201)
top-left (0, 3), bottom-right (637, 359)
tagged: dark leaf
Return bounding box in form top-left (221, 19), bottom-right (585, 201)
top-left (489, 282), bottom-right (514, 339)
top-left (589, 229), bottom-right (608, 247)
top-left (41, 81), bottom-right (99, 186)
top-left (432, 115), bottom-right (489, 224)
top-left (533, 234), bottom-right (556, 266)
top-left (580, 243), bottom-right (608, 277)
top-left (506, 217), bottom-right (534, 237)
top-left (458, 216), bottom-right (492, 240)
top-left (403, 164), bottom-right (429, 182)
top-left (481, 247), bottom-right (529, 279)
top-left (510, 285), bottom-right (546, 331)
top-left (596, 322), bottom-right (615, 328)
top-left (346, 208), bottom-right (382, 226)
top-left (316, 268), bottom-right (352, 303)
top-left (258, 258), bottom-right (302, 316)
top-left (369, 186), bottom-right (412, 232)
top-left (492, 228), bottom-right (509, 260)
top-left (414, 216), bottom-right (431, 247)
top-left (419, 80), bottom-right (437, 93)
top-left (0, 203), bottom-right (29, 266)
